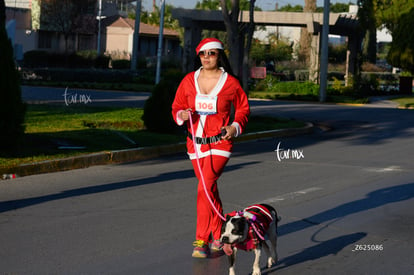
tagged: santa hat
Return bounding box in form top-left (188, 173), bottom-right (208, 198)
top-left (196, 38), bottom-right (224, 54)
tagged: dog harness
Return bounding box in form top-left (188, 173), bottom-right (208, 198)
top-left (226, 204), bottom-right (274, 251)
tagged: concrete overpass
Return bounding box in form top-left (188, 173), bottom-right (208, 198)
top-left (171, 9), bottom-right (362, 83)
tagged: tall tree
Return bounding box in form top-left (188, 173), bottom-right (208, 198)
top-left (220, 0), bottom-right (242, 76)
top-left (358, 0), bottom-right (377, 63)
top-left (298, 0), bottom-right (316, 65)
top-left (242, 0), bottom-right (256, 92)
top-left (140, 3), bottom-right (178, 29)
top-left (219, 0), bottom-right (256, 91)
top-left (374, 0), bottom-right (414, 34)
top-left (0, 0), bottom-right (26, 151)
top-left (40, 0), bottom-right (96, 53)
top-left (387, 7), bottom-right (414, 74)
top-left (371, 0), bottom-right (414, 94)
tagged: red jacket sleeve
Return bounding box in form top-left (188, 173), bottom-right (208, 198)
top-left (171, 73), bottom-right (195, 126)
top-left (231, 77), bottom-right (250, 135)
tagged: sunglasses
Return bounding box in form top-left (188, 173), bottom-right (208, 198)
top-left (198, 50), bottom-right (219, 57)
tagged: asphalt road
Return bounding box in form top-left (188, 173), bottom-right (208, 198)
top-left (1, 87), bottom-right (413, 274)
top-left (21, 86), bottom-right (150, 108)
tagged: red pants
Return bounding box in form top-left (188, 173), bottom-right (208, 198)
top-left (191, 155), bottom-right (229, 243)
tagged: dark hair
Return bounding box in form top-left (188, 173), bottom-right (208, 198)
top-left (193, 49), bottom-right (235, 77)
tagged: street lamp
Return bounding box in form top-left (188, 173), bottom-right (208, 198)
top-left (319, 0), bottom-right (330, 102)
top-left (131, 0), bottom-right (142, 70)
top-left (155, 0), bottom-right (165, 84)
top-left (96, 0), bottom-right (106, 55)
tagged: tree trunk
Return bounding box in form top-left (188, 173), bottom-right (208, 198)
top-left (0, 0), bottom-right (5, 24)
top-left (298, 0), bottom-right (316, 65)
top-left (242, 0), bottom-right (256, 93)
top-left (220, 0), bottom-right (242, 77)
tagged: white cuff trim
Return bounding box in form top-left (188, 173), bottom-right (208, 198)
top-left (176, 110), bottom-right (184, 126)
top-left (231, 122), bottom-right (241, 137)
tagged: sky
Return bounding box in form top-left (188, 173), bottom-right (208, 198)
top-left (141, 0), bottom-right (356, 12)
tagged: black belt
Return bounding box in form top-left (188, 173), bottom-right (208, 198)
top-left (188, 133), bottom-right (222, 144)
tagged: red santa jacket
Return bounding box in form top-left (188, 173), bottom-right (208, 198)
top-left (172, 68), bottom-right (250, 159)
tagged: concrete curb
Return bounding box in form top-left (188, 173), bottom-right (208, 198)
top-left (0, 123), bottom-right (314, 179)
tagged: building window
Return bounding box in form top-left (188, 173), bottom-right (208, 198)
top-left (78, 34), bottom-right (94, 51)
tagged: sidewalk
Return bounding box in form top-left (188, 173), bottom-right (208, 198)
top-left (0, 123), bottom-right (314, 179)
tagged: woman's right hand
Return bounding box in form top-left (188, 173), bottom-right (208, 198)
top-left (179, 109), bottom-right (192, 121)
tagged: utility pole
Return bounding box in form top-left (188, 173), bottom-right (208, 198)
top-left (319, 0), bottom-right (330, 102)
top-left (130, 0), bottom-right (142, 70)
top-left (155, 0), bottom-right (165, 84)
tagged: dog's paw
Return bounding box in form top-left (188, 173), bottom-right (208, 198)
top-left (252, 267), bottom-right (261, 275)
top-left (267, 257), bottom-right (276, 268)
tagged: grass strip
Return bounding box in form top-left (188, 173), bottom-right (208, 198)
top-left (0, 104), bottom-right (305, 168)
top-left (391, 96), bottom-right (414, 108)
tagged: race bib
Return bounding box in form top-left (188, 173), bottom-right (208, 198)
top-left (195, 94), bottom-right (217, 115)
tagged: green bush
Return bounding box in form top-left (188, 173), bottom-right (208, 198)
top-left (23, 50), bottom-right (49, 67)
top-left (142, 69), bottom-right (185, 134)
top-left (23, 50), bottom-right (110, 68)
top-left (112, 59), bottom-right (130, 69)
top-left (269, 81), bottom-right (319, 96)
top-left (94, 54), bottom-right (111, 69)
top-left (254, 75), bottom-right (279, 91)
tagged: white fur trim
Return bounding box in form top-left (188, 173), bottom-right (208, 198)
top-left (198, 41), bottom-right (224, 52)
top-left (176, 110), bottom-right (184, 126)
top-left (231, 122), bottom-right (241, 137)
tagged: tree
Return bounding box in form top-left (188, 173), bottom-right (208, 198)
top-left (196, 0), bottom-right (221, 10)
top-left (0, 0), bottom-right (26, 151)
top-left (277, 4), bottom-right (303, 12)
top-left (250, 34), bottom-right (293, 64)
top-left (298, 0), bottom-right (316, 65)
top-left (140, 3), bottom-right (179, 29)
top-left (220, 0), bottom-right (242, 76)
top-left (40, 0), bottom-right (96, 53)
top-left (374, 0), bottom-right (414, 34)
top-left (194, 1), bottom-right (227, 48)
top-left (358, 0), bottom-right (377, 63)
top-left (387, 7), bottom-right (414, 74)
top-left (371, 0), bottom-right (414, 72)
top-left (219, 0), bottom-right (256, 91)
top-left (330, 2), bottom-right (351, 13)
top-left (242, 0), bottom-right (256, 92)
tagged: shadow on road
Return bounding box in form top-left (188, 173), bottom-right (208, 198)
top-left (0, 161), bottom-right (260, 213)
top-left (278, 182), bottom-right (414, 237)
top-left (264, 232), bottom-right (367, 273)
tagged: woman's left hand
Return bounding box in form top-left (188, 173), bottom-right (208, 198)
top-left (221, 125), bottom-right (237, 140)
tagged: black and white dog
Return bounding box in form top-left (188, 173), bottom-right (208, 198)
top-left (220, 204), bottom-right (280, 275)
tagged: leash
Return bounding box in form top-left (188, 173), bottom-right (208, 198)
top-left (187, 111), bottom-right (265, 241)
top-left (188, 111), bottom-right (226, 221)
top-left (237, 211), bottom-right (266, 241)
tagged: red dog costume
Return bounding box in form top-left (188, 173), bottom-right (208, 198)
top-left (225, 204), bottom-right (274, 251)
top-left (171, 38), bottom-right (250, 244)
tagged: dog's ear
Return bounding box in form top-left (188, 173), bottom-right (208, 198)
top-left (221, 215), bottom-right (231, 233)
top-left (221, 221), bottom-right (226, 233)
